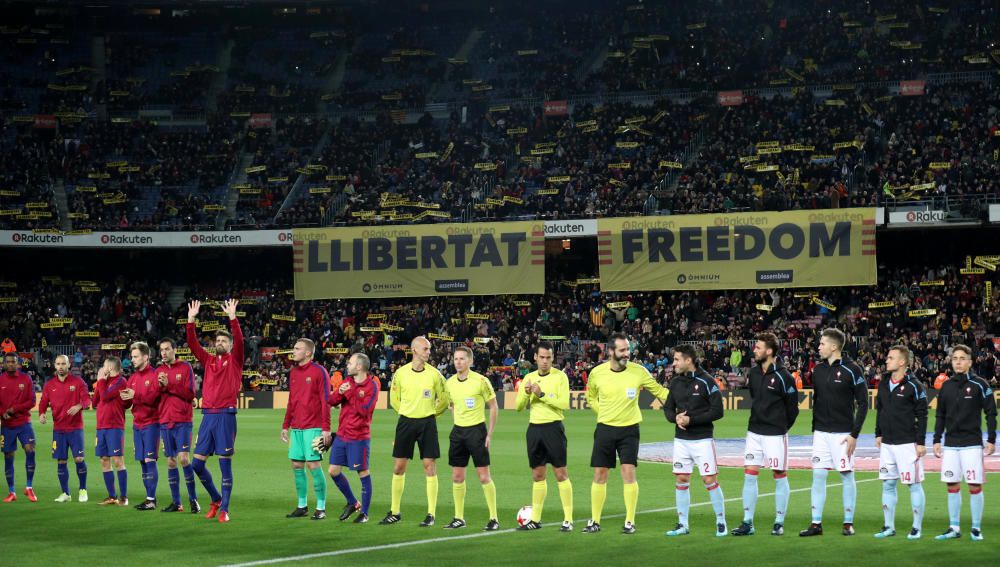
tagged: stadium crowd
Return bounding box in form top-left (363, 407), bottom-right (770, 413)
top-left (3, 0), bottom-right (999, 232)
top-left (2, 257), bottom-right (996, 396)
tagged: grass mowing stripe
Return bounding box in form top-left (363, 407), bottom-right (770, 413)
top-left (221, 478), bottom-right (878, 566)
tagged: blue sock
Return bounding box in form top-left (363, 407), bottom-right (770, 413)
top-left (332, 473), bottom-right (357, 505)
top-left (57, 462), bottom-right (69, 494)
top-left (139, 461), bottom-right (149, 495)
top-left (742, 473), bottom-right (758, 523)
top-left (103, 470), bottom-right (116, 498)
top-left (947, 488), bottom-right (961, 528)
top-left (360, 475), bottom-right (373, 515)
top-left (970, 488), bottom-right (984, 530)
top-left (841, 471), bottom-right (855, 523)
top-left (810, 468), bottom-right (828, 523)
top-left (219, 458), bottom-right (233, 512)
top-left (881, 479), bottom-right (897, 530)
top-left (25, 451), bottom-right (35, 487)
top-left (774, 475), bottom-right (790, 525)
top-left (168, 467), bottom-right (181, 504)
top-left (75, 461), bottom-right (87, 491)
top-left (909, 483), bottom-right (925, 531)
top-left (117, 468), bottom-right (128, 499)
top-left (708, 482), bottom-right (726, 526)
top-left (192, 458), bottom-right (221, 503)
top-left (676, 483), bottom-right (690, 528)
top-left (4, 454), bottom-right (13, 492)
top-left (146, 462), bottom-right (157, 500)
top-left (182, 465), bottom-right (197, 501)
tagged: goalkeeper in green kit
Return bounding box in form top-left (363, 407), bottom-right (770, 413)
top-left (280, 339), bottom-right (332, 520)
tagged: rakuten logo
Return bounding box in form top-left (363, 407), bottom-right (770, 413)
top-left (101, 234), bottom-right (152, 245)
top-left (905, 211), bottom-right (945, 223)
top-left (277, 232), bottom-right (294, 242)
top-left (189, 234), bottom-right (243, 244)
top-left (11, 233), bottom-right (64, 244)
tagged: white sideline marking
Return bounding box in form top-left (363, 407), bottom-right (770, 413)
top-left (222, 478), bottom-right (878, 566)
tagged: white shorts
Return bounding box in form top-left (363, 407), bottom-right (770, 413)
top-left (672, 438), bottom-right (718, 476)
top-left (878, 443), bottom-right (924, 484)
top-left (743, 432), bottom-right (788, 471)
top-left (941, 447), bottom-right (985, 485)
top-left (811, 431), bottom-right (854, 471)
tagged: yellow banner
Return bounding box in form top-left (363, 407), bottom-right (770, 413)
top-left (100, 343), bottom-right (128, 350)
top-left (597, 209), bottom-right (877, 291)
top-left (271, 314), bottom-right (296, 322)
top-left (427, 333), bottom-right (454, 341)
top-left (812, 297), bottom-right (837, 311)
top-left (293, 221), bottom-right (545, 299)
top-left (908, 309), bottom-right (937, 318)
top-left (868, 301), bottom-right (896, 309)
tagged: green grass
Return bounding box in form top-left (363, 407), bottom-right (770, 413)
top-left (1, 409), bottom-right (993, 566)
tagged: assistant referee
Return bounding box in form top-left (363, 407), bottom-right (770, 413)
top-left (515, 341), bottom-right (573, 531)
top-left (583, 332), bottom-right (668, 535)
top-left (380, 336), bottom-right (448, 527)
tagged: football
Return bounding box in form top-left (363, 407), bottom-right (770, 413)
top-left (516, 506), bottom-right (532, 527)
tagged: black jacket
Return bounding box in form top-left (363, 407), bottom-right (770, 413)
top-left (747, 361), bottom-right (799, 436)
top-left (934, 371), bottom-right (997, 447)
top-left (874, 373), bottom-right (928, 445)
top-left (811, 355), bottom-right (868, 438)
top-left (664, 368), bottom-right (723, 440)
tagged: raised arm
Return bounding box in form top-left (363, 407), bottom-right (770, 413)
top-left (223, 299), bottom-right (244, 364)
top-left (185, 300), bottom-right (210, 364)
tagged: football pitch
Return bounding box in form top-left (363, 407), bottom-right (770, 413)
top-left (1, 409), bottom-right (995, 566)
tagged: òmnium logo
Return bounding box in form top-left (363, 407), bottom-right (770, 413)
top-left (677, 274), bottom-right (720, 284)
top-left (362, 282), bottom-right (403, 294)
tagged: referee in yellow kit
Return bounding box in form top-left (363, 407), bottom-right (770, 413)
top-left (583, 332), bottom-right (668, 535)
top-left (380, 336), bottom-right (448, 527)
top-left (441, 346), bottom-right (499, 531)
top-left (515, 340), bottom-right (574, 531)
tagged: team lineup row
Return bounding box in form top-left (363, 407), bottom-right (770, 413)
top-left (1, 307), bottom-right (996, 540)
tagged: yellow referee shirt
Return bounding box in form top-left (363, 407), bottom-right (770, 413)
top-left (586, 361), bottom-right (668, 427)
top-left (515, 368), bottom-right (570, 424)
top-left (389, 362), bottom-right (447, 418)
top-left (445, 371), bottom-right (496, 427)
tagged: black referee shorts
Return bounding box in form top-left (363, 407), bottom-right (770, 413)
top-left (590, 423), bottom-right (640, 469)
top-left (526, 421), bottom-right (568, 469)
top-left (392, 415), bottom-right (440, 460)
top-left (448, 423), bottom-right (490, 468)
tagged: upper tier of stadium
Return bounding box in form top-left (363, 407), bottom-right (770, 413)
top-left (0, 0), bottom-right (997, 232)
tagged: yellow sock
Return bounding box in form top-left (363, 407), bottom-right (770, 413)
top-left (390, 473), bottom-right (405, 515)
top-left (623, 482), bottom-right (639, 524)
top-left (558, 479), bottom-right (574, 523)
top-left (591, 482), bottom-right (607, 524)
top-left (453, 481), bottom-right (466, 520)
top-left (482, 480), bottom-right (497, 520)
top-left (531, 480), bottom-right (548, 523)
top-left (426, 475), bottom-right (438, 516)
